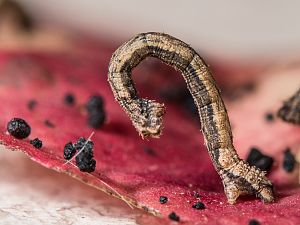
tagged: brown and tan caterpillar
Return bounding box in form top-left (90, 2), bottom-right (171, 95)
top-left (108, 32), bottom-right (274, 204)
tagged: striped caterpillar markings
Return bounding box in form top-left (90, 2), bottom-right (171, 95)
top-left (108, 32), bottom-right (274, 204)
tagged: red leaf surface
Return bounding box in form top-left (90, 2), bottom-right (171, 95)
top-left (0, 47), bottom-right (299, 225)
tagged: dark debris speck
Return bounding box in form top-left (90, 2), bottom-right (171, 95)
top-left (159, 196), bottom-right (168, 204)
top-left (86, 95), bottom-right (106, 129)
top-left (168, 212), bottom-right (180, 222)
top-left (64, 93), bottom-right (75, 105)
top-left (44, 120), bottom-right (55, 128)
top-left (63, 142), bottom-right (76, 160)
top-left (27, 99), bottom-right (37, 110)
top-left (255, 157), bottom-right (274, 172)
top-left (265, 112), bottom-right (274, 122)
top-left (143, 146), bottom-right (156, 156)
top-left (283, 148), bottom-right (296, 173)
top-left (246, 147), bottom-right (273, 172)
top-left (30, 138), bottom-right (42, 149)
top-left (7, 118), bottom-right (31, 139)
top-left (249, 219), bottom-right (260, 225)
top-left (192, 202), bottom-right (205, 210)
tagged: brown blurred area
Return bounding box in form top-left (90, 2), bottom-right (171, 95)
top-left (0, 0), bottom-right (73, 51)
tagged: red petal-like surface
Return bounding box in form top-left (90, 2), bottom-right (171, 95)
top-left (0, 49), bottom-right (299, 225)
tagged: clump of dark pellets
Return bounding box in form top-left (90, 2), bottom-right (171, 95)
top-left (283, 148), bottom-right (296, 173)
top-left (30, 138), bottom-right (42, 149)
top-left (248, 219), bottom-right (260, 225)
top-left (44, 120), bottom-right (55, 128)
top-left (246, 147), bottom-right (274, 172)
top-left (64, 93), bottom-right (75, 106)
top-left (265, 112), bottom-right (274, 122)
top-left (86, 95), bottom-right (106, 129)
top-left (159, 196), bottom-right (168, 204)
top-left (27, 99), bottom-right (37, 110)
top-left (75, 137), bottom-right (96, 173)
top-left (7, 118), bottom-right (31, 139)
top-left (192, 202), bottom-right (205, 210)
top-left (168, 212), bottom-right (180, 222)
top-left (64, 137), bottom-right (96, 173)
top-left (63, 142), bottom-right (76, 160)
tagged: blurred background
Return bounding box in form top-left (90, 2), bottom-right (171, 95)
top-left (4, 0), bottom-right (300, 60)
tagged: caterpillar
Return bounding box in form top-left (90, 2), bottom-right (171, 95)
top-left (108, 32), bottom-right (274, 204)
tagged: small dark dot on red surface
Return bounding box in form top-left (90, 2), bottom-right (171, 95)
top-left (192, 202), bottom-right (205, 210)
top-left (159, 196), bottom-right (168, 204)
top-left (7, 118), bottom-right (31, 139)
top-left (64, 93), bottom-right (75, 105)
top-left (143, 146), bottom-right (156, 156)
top-left (265, 112), bottom-right (274, 122)
top-left (168, 212), bottom-right (180, 222)
top-left (27, 99), bottom-right (37, 110)
top-left (30, 138), bottom-right (42, 149)
top-left (283, 148), bottom-right (296, 173)
top-left (44, 120), bottom-right (55, 128)
top-left (249, 219), bottom-right (260, 225)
